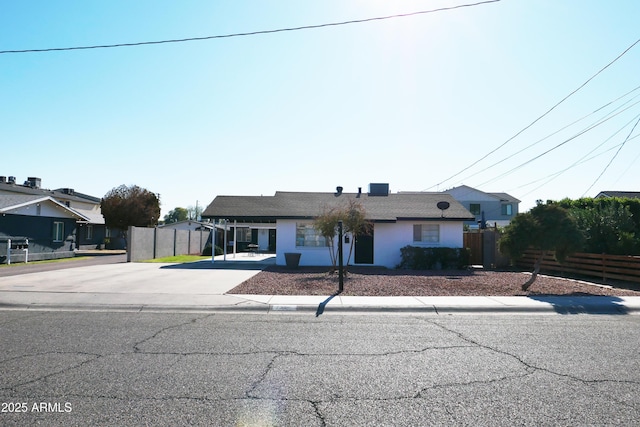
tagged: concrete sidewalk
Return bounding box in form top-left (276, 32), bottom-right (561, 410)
top-left (0, 254), bottom-right (639, 314)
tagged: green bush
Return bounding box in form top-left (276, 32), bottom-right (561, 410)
top-left (202, 244), bottom-right (223, 256)
top-left (398, 246), bottom-right (471, 270)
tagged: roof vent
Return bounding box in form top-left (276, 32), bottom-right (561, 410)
top-left (0, 176), bottom-right (6, 184)
top-left (61, 188), bottom-right (75, 195)
top-left (368, 183), bottom-right (389, 196)
top-left (8, 176), bottom-right (16, 184)
top-left (336, 186), bottom-right (343, 196)
top-left (26, 177), bottom-right (42, 189)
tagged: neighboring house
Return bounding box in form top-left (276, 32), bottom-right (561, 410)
top-left (202, 184), bottom-right (474, 268)
top-left (0, 176), bottom-right (111, 263)
top-left (595, 191), bottom-right (640, 200)
top-left (158, 220), bottom-right (214, 232)
top-left (0, 194), bottom-right (88, 263)
top-left (441, 185), bottom-right (520, 228)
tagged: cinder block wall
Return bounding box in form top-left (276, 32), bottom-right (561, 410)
top-left (127, 226), bottom-right (211, 262)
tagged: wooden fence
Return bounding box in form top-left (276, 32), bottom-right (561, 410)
top-left (517, 250), bottom-right (640, 283)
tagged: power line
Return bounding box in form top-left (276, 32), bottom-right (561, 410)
top-left (0, 1), bottom-right (500, 55)
top-left (515, 118), bottom-right (640, 197)
top-left (582, 115), bottom-right (640, 196)
top-left (451, 85), bottom-right (640, 185)
top-left (426, 36), bottom-right (640, 191)
top-left (475, 99), bottom-right (640, 188)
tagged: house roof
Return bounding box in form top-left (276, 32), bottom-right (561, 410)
top-left (0, 182), bottom-right (100, 204)
top-left (203, 191), bottom-right (474, 222)
top-left (158, 220), bottom-right (214, 229)
top-left (596, 191), bottom-right (640, 199)
top-left (0, 194), bottom-right (90, 220)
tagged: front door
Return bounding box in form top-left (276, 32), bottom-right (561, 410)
top-left (354, 232), bottom-right (374, 264)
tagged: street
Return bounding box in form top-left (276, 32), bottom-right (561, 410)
top-left (1, 311), bottom-right (639, 426)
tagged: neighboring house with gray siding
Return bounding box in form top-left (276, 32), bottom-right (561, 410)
top-left (0, 175), bottom-right (112, 263)
top-left (441, 185), bottom-right (520, 228)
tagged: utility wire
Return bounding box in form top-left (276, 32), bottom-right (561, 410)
top-left (476, 99), bottom-right (640, 188)
top-left (0, 1), bottom-right (500, 54)
top-left (516, 117), bottom-right (640, 197)
top-left (451, 85), bottom-right (640, 185)
top-left (582, 115), bottom-right (640, 196)
top-left (426, 36), bottom-right (640, 191)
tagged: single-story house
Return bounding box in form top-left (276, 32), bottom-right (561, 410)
top-left (440, 185), bottom-right (520, 228)
top-left (202, 184), bottom-right (474, 268)
top-left (158, 220), bottom-right (214, 232)
top-left (0, 194), bottom-right (88, 263)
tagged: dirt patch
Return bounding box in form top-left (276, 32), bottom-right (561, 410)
top-left (229, 266), bottom-right (640, 297)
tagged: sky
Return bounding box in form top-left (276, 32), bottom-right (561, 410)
top-left (2, 0), bottom-right (640, 219)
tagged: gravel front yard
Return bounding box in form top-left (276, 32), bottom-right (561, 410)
top-left (229, 266), bottom-right (640, 297)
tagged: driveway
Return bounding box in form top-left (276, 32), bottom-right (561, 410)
top-left (0, 255), bottom-right (275, 309)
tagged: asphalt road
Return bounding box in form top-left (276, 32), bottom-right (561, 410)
top-left (0, 253), bottom-right (127, 277)
top-left (1, 312), bottom-right (639, 426)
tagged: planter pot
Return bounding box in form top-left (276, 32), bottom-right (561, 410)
top-left (284, 252), bottom-right (301, 269)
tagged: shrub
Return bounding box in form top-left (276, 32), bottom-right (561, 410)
top-left (202, 244), bottom-right (223, 256)
top-left (398, 246), bottom-right (471, 270)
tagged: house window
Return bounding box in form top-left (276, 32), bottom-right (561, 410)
top-left (53, 221), bottom-right (64, 242)
top-left (413, 224), bottom-right (440, 243)
top-left (469, 203), bottom-right (481, 215)
top-left (501, 204), bottom-right (513, 216)
top-left (236, 228), bottom-right (251, 242)
top-left (296, 223), bottom-right (328, 247)
top-left (86, 225), bottom-right (93, 240)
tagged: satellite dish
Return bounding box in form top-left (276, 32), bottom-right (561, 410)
top-left (437, 201), bottom-right (450, 218)
top-left (437, 201), bottom-right (450, 210)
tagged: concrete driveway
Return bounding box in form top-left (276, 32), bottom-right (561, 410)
top-left (0, 255), bottom-right (275, 310)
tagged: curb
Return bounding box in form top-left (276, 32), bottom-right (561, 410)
top-left (1, 302), bottom-right (636, 315)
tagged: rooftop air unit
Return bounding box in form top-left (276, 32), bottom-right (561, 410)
top-left (368, 183), bottom-right (389, 196)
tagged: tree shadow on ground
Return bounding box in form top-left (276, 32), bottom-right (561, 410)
top-left (528, 294), bottom-right (629, 314)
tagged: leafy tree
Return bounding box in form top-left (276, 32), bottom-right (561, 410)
top-left (500, 202), bottom-right (583, 291)
top-left (101, 185), bottom-right (161, 230)
top-left (187, 204), bottom-right (203, 221)
top-left (313, 200), bottom-right (371, 271)
top-left (313, 206), bottom-right (342, 270)
top-left (342, 199), bottom-right (373, 267)
top-left (164, 207), bottom-right (189, 224)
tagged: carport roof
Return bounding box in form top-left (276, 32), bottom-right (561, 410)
top-left (202, 191), bottom-right (474, 222)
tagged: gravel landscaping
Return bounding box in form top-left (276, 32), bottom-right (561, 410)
top-left (229, 266), bottom-right (640, 297)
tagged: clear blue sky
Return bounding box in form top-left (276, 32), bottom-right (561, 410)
top-left (2, 0), bottom-right (639, 218)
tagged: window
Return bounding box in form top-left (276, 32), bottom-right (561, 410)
top-left (236, 228), bottom-right (251, 242)
top-left (86, 225), bottom-right (93, 240)
top-left (413, 224), bottom-right (440, 243)
top-left (296, 223), bottom-right (328, 247)
top-left (469, 203), bottom-right (481, 215)
top-left (501, 204), bottom-right (513, 216)
top-left (53, 221), bottom-right (64, 242)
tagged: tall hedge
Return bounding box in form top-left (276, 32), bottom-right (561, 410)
top-left (550, 197), bottom-right (640, 255)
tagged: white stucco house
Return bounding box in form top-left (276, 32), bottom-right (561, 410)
top-left (202, 184), bottom-right (474, 268)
